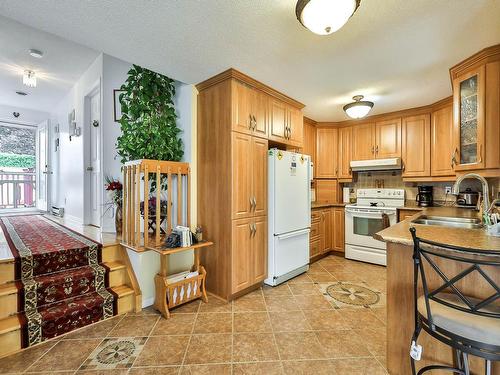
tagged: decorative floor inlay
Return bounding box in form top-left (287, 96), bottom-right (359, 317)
top-left (80, 337), bottom-right (147, 370)
top-left (323, 282), bottom-right (381, 308)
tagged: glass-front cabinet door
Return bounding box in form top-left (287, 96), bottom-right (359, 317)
top-left (453, 66), bottom-right (485, 170)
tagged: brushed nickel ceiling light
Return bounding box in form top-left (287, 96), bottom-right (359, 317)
top-left (343, 95), bottom-right (374, 119)
top-left (296, 0), bottom-right (361, 35)
top-left (23, 70), bottom-right (36, 88)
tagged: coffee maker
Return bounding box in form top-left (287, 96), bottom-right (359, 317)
top-left (416, 186), bottom-right (433, 207)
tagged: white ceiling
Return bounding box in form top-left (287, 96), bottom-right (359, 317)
top-left (0, 1), bottom-right (499, 121)
top-left (0, 16), bottom-right (99, 112)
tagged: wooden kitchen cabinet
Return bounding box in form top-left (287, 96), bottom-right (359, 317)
top-left (431, 102), bottom-right (455, 177)
top-left (252, 137), bottom-right (268, 216)
top-left (320, 209), bottom-right (332, 253)
top-left (231, 216), bottom-right (267, 293)
top-left (233, 81), bottom-right (268, 138)
top-left (316, 127), bottom-right (338, 178)
top-left (315, 179), bottom-right (338, 204)
top-left (402, 114), bottom-right (430, 177)
top-left (338, 126), bottom-right (353, 180)
top-left (375, 118), bottom-right (402, 158)
top-left (352, 123), bottom-right (376, 160)
top-left (288, 105), bottom-right (304, 147)
top-left (269, 98), bottom-right (287, 142)
top-left (332, 208), bottom-right (345, 252)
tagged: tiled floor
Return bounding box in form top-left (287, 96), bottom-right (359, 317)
top-left (0, 254), bottom-right (388, 374)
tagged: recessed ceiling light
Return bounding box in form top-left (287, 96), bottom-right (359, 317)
top-left (343, 95), bottom-right (374, 119)
top-left (29, 49), bottom-right (44, 58)
top-left (23, 70), bottom-right (37, 88)
top-left (16, 91), bottom-right (28, 96)
top-left (296, 0), bottom-right (361, 35)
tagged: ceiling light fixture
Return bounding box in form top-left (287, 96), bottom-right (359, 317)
top-left (29, 49), bottom-right (44, 58)
top-left (16, 91), bottom-right (28, 96)
top-left (296, 0), bottom-right (361, 35)
top-left (23, 70), bottom-right (36, 88)
top-left (343, 95), bottom-right (374, 119)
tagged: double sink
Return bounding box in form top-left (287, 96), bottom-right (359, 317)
top-left (412, 215), bottom-right (483, 229)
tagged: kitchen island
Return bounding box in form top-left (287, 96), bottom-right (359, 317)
top-left (375, 207), bottom-right (500, 375)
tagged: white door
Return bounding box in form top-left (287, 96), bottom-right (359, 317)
top-left (88, 90), bottom-right (101, 227)
top-left (270, 151), bottom-right (310, 234)
top-left (36, 120), bottom-right (49, 211)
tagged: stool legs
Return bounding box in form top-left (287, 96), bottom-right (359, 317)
top-left (484, 360), bottom-right (491, 375)
top-left (461, 352), bottom-right (470, 375)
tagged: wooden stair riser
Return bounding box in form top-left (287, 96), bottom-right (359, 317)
top-left (0, 289), bottom-right (17, 320)
top-left (108, 266), bottom-right (127, 288)
top-left (101, 245), bottom-right (121, 263)
top-left (0, 262), bottom-right (15, 285)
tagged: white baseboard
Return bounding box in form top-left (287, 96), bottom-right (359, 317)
top-left (142, 296), bottom-right (155, 308)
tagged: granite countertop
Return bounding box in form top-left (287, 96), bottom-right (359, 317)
top-left (311, 202), bottom-right (347, 209)
top-left (375, 207), bottom-right (500, 252)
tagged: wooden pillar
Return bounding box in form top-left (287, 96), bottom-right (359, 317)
top-left (167, 168), bottom-right (172, 233)
top-left (187, 167), bottom-right (191, 228)
top-left (122, 166), bottom-right (127, 240)
top-left (156, 165), bottom-right (161, 246)
top-left (135, 164), bottom-right (140, 246)
top-left (177, 167), bottom-right (182, 226)
top-left (143, 165), bottom-right (149, 248)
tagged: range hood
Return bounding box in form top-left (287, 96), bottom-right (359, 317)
top-left (350, 157), bottom-right (402, 172)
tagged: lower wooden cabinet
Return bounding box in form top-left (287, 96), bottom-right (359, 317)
top-left (310, 207), bottom-right (345, 259)
top-left (315, 179), bottom-right (339, 204)
top-left (231, 216), bottom-right (267, 293)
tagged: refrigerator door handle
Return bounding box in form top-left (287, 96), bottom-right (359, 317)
top-left (276, 228), bottom-right (310, 240)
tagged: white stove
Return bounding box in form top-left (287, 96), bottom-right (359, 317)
top-left (345, 189), bottom-right (405, 266)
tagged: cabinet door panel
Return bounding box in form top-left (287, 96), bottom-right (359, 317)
top-left (288, 106), bottom-right (304, 146)
top-left (252, 216), bottom-right (267, 283)
top-left (269, 99), bottom-right (287, 141)
top-left (232, 132), bottom-right (252, 219)
top-left (321, 209), bottom-right (332, 253)
top-left (231, 218), bottom-right (252, 293)
top-left (310, 239), bottom-right (321, 259)
top-left (252, 137), bottom-right (268, 216)
top-left (431, 105), bottom-right (455, 176)
top-left (251, 90), bottom-right (268, 138)
top-left (352, 123), bottom-right (375, 160)
top-left (233, 81), bottom-right (252, 135)
top-left (302, 122), bottom-right (317, 177)
top-left (402, 114), bottom-right (430, 177)
top-left (375, 118), bottom-right (401, 158)
top-left (316, 128), bottom-right (338, 178)
top-left (333, 208), bottom-right (345, 252)
top-left (338, 126), bottom-right (353, 180)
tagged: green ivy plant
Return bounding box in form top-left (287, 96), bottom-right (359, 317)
top-left (116, 64), bottom-right (184, 164)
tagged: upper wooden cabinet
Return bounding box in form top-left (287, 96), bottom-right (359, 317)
top-left (316, 128), bottom-right (338, 178)
top-left (269, 98), bottom-right (304, 147)
top-left (375, 118), bottom-right (402, 158)
top-left (352, 120), bottom-right (401, 160)
top-left (402, 114), bottom-right (430, 177)
top-left (431, 102), bottom-right (455, 177)
top-left (352, 123), bottom-right (375, 160)
top-left (338, 126), bottom-right (353, 180)
top-left (233, 81), bottom-right (267, 138)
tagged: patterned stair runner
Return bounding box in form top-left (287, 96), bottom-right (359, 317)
top-left (0, 215), bottom-right (115, 347)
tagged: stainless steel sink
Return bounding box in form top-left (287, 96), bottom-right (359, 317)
top-left (411, 215), bottom-right (483, 229)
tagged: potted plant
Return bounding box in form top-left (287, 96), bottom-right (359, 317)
top-left (104, 176), bottom-right (123, 234)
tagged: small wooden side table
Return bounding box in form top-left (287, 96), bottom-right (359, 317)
top-left (153, 241), bottom-right (213, 318)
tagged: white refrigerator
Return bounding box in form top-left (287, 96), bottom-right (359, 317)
top-left (265, 149), bottom-right (311, 286)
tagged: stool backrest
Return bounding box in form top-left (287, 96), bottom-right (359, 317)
top-left (410, 227), bottom-right (500, 331)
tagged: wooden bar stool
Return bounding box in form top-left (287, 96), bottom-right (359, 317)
top-left (409, 227), bottom-right (500, 375)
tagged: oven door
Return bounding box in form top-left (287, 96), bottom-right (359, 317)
top-left (345, 208), bottom-right (396, 250)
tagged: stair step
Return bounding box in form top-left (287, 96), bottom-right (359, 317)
top-left (103, 261), bottom-right (126, 271)
top-left (0, 283), bottom-right (19, 320)
top-left (101, 244), bottom-right (121, 263)
top-left (0, 315), bottom-right (21, 335)
top-left (0, 282), bottom-right (18, 297)
top-left (0, 261), bottom-right (15, 285)
top-left (111, 285), bottom-right (134, 297)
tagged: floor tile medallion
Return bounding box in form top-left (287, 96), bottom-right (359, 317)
top-left (80, 337), bottom-right (147, 370)
top-left (319, 281), bottom-right (382, 308)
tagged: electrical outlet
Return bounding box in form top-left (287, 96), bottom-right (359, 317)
top-left (445, 186), bottom-right (452, 195)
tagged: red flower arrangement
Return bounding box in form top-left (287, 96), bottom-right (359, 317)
top-left (105, 176), bottom-right (123, 206)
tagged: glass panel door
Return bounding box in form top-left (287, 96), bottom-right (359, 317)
top-left (459, 75), bottom-right (478, 164)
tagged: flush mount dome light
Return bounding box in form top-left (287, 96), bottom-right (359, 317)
top-left (29, 49), bottom-right (43, 58)
top-left (23, 70), bottom-right (36, 88)
top-left (296, 0), bottom-right (361, 35)
top-left (343, 95), bottom-right (374, 119)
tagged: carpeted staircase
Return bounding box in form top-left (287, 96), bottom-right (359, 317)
top-left (0, 215), bottom-right (116, 348)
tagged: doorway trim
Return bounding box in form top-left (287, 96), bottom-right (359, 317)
top-left (83, 79), bottom-right (103, 227)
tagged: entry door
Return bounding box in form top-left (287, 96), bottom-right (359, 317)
top-left (36, 120), bottom-right (49, 211)
top-left (88, 90), bottom-right (101, 227)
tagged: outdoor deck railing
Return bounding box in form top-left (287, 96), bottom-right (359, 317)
top-left (0, 171), bottom-right (36, 209)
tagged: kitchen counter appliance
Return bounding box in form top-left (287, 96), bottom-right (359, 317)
top-left (265, 149), bottom-right (311, 286)
top-left (416, 185), bottom-right (433, 207)
top-left (345, 188), bottom-right (405, 266)
top-left (456, 188), bottom-right (480, 207)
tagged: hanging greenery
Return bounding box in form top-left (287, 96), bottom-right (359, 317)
top-left (116, 64), bottom-right (184, 164)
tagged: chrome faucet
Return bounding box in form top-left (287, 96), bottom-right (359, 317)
top-left (452, 173), bottom-right (490, 214)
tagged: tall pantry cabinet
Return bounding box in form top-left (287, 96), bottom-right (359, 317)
top-left (196, 69), bottom-right (305, 300)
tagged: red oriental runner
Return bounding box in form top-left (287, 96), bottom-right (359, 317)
top-left (0, 215), bottom-right (115, 347)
